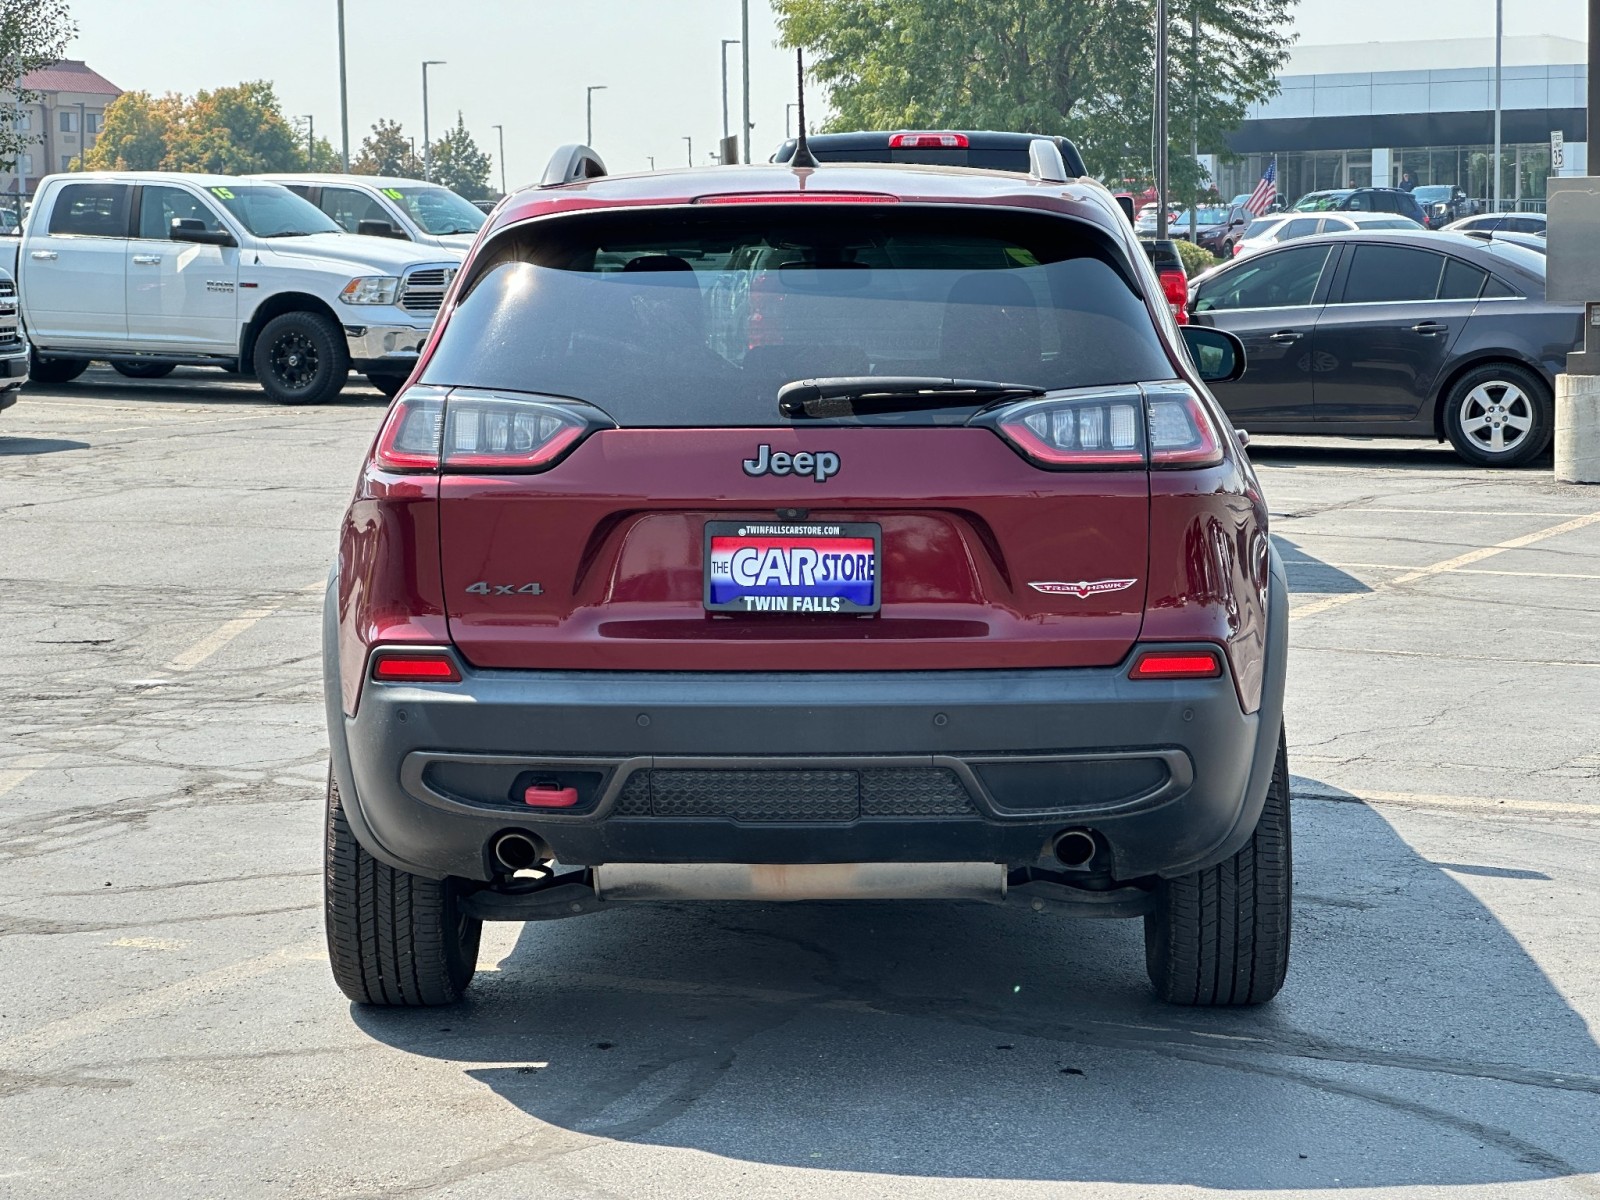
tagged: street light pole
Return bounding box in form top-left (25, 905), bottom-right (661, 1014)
top-left (302, 114), bottom-right (315, 166)
top-left (586, 85), bottom-right (607, 148)
top-left (1492, 0), bottom-right (1503, 211)
top-left (721, 39), bottom-right (740, 146)
top-left (422, 60), bottom-right (446, 181)
top-left (337, 0), bottom-right (350, 170)
top-left (492, 123), bottom-right (506, 195)
top-left (684, 136), bottom-right (693, 166)
top-left (740, 0), bottom-right (752, 163)
top-left (1154, 0), bottom-right (1170, 240)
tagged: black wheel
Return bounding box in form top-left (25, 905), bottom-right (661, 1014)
top-left (29, 353), bottom-right (89, 385)
top-left (252, 311), bottom-right (350, 405)
top-left (365, 372), bottom-right (407, 398)
top-left (324, 770), bottom-right (481, 1006)
top-left (1145, 729), bottom-right (1291, 1006)
top-left (1440, 362), bottom-right (1552, 468)
top-left (111, 361), bottom-right (176, 379)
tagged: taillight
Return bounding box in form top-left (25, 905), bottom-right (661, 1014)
top-left (985, 390), bottom-right (1146, 469)
top-left (888, 132), bottom-right (970, 149)
top-left (1146, 384), bottom-right (1224, 468)
top-left (371, 650), bottom-right (462, 682)
top-left (696, 192), bottom-right (899, 205)
top-left (1159, 269), bottom-right (1189, 325)
top-left (372, 387), bottom-right (611, 473)
top-left (1129, 648), bottom-right (1222, 680)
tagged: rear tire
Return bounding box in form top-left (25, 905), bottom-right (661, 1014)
top-left (111, 361), bottom-right (176, 379)
top-left (1440, 362), bottom-right (1551, 468)
top-left (365, 372), bottom-right (407, 398)
top-left (253, 311), bottom-right (350, 405)
top-left (1144, 730), bottom-right (1291, 1006)
top-left (324, 770), bottom-right (481, 1006)
top-left (29, 353), bottom-right (90, 385)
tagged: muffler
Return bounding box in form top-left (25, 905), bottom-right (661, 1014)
top-left (492, 832), bottom-right (548, 872)
top-left (593, 862), bottom-right (1005, 903)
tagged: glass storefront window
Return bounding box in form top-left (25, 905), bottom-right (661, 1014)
top-left (1215, 144), bottom-right (1551, 212)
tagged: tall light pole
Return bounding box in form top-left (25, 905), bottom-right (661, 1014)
top-left (740, 0), bottom-right (752, 162)
top-left (337, 0), bottom-right (350, 170)
top-left (422, 60), bottom-right (446, 181)
top-left (1492, 0), bottom-right (1504, 211)
top-left (684, 136), bottom-right (693, 166)
top-left (492, 123), bottom-right (506, 194)
top-left (1154, 0), bottom-right (1170, 240)
top-left (647, 155), bottom-right (656, 170)
top-left (586, 85), bottom-right (607, 148)
top-left (721, 39), bottom-right (740, 145)
top-left (302, 114), bottom-right (315, 166)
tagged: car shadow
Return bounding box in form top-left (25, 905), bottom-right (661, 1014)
top-left (350, 776), bottom-right (1600, 1190)
top-left (1246, 439), bottom-right (1552, 472)
top-left (1273, 535), bottom-right (1371, 595)
top-left (23, 366), bottom-right (390, 408)
top-left (0, 435), bottom-right (89, 456)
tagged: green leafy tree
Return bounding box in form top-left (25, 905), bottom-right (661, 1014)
top-left (427, 113), bottom-right (491, 200)
top-left (292, 119), bottom-right (342, 171)
top-left (352, 118), bottom-right (422, 178)
top-left (774, 0), bottom-right (1291, 199)
top-left (83, 90), bottom-right (180, 170)
top-left (162, 80), bottom-right (303, 173)
top-left (0, 0), bottom-right (75, 171)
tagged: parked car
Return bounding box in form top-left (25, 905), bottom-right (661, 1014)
top-left (3, 172), bottom-right (463, 402)
top-left (1136, 205), bottom-right (1230, 242)
top-left (323, 141), bottom-right (1293, 1010)
top-left (1411, 184), bottom-right (1476, 228)
top-left (1189, 230), bottom-right (1577, 466)
top-left (1232, 211), bottom-right (1417, 258)
top-left (0, 266), bottom-right (29, 414)
top-left (1292, 187), bottom-right (1428, 226)
top-left (253, 174), bottom-right (487, 252)
top-left (1459, 228), bottom-right (1547, 255)
top-left (1444, 211), bottom-right (1546, 237)
top-left (1196, 204), bottom-right (1254, 256)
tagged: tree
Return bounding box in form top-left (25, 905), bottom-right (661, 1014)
top-left (773, 0), bottom-right (1291, 198)
top-left (427, 113), bottom-right (492, 200)
top-left (352, 118), bottom-right (422, 178)
top-left (84, 90), bottom-right (180, 170)
top-left (0, 0), bottom-right (75, 171)
top-left (84, 80), bottom-right (306, 173)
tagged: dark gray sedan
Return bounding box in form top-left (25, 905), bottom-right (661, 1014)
top-left (1187, 231), bottom-right (1580, 466)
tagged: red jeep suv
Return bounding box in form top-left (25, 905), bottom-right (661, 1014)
top-left (323, 142), bottom-right (1290, 1009)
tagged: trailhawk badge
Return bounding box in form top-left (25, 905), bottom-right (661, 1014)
top-left (1029, 579), bottom-right (1138, 598)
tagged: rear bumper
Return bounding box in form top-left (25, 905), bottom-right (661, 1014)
top-left (326, 553), bottom-right (1287, 888)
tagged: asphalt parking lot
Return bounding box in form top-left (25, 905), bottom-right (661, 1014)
top-left (2, 367), bottom-right (1598, 1199)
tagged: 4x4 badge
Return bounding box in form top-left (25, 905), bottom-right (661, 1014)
top-left (1029, 579), bottom-right (1137, 598)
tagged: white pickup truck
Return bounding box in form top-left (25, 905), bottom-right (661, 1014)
top-left (252, 174), bottom-right (486, 252)
top-left (1, 172), bottom-right (463, 403)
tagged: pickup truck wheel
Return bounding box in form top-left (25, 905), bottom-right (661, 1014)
top-left (324, 770), bottom-right (481, 1006)
top-left (1144, 729), bottom-right (1291, 1006)
top-left (111, 361), bottom-right (176, 379)
top-left (253, 311), bottom-right (350, 405)
top-left (365, 372), bottom-right (408, 398)
top-left (29, 353), bottom-right (90, 385)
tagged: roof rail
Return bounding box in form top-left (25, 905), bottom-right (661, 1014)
top-left (541, 144), bottom-right (608, 188)
top-left (1028, 139), bottom-right (1068, 184)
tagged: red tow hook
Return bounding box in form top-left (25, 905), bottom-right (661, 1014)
top-left (523, 783), bottom-right (581, 808)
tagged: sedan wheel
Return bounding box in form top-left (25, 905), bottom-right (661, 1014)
top-left (1441, 364), bottom-right (1551, 468)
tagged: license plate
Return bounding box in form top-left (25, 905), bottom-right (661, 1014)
top-left (704, 521), bottom-right (881, 614)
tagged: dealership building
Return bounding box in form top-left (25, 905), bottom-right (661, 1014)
top-left (1207, 35), bottom-right (1586, 209)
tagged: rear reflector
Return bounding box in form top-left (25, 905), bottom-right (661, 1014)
top-left (1159, 269), bottom-right (1190, 325)
top-left (888, 132), bottom-right (970, 149)
top-left (695, 192), bottom-right (899, 205)
top-left (371, 652), bottom-right (461, 682)
top-left (373, 387), bottom-right (609, 473)
top-left (1129, 649), bottom-right (1222, 680)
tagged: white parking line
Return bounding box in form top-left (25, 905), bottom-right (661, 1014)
top-left (160, 581), bottom-right (325, 673)
top-left (1290, 509), bottom-right (1600, 620)
top-left (1287, 563), bottom-right (1600, 582)
top-left (1298, 785), bottom-right (1600, 819)
top-left (0, 754), bottom-right (57, 798)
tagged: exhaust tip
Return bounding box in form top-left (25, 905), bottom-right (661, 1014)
top-left (493, 831), bottom-right (546, 872)
top-left (1053, 829), bottom-right (1099, 869)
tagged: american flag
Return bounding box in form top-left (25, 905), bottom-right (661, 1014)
top-left (1245, 159), bottom-right (1277, 216)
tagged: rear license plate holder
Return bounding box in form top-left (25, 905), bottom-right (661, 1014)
top-left (704, 521), bottom-right (881, 614)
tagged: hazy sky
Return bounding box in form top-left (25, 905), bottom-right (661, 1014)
top-left (59, 0), bottom-right (1589, 185)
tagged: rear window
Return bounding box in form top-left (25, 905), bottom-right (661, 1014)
top-left (423, 206), bottom-right (1173, 427)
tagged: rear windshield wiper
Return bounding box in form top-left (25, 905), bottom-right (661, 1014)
top-left (777, 376), bottom-right (1045, 418)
